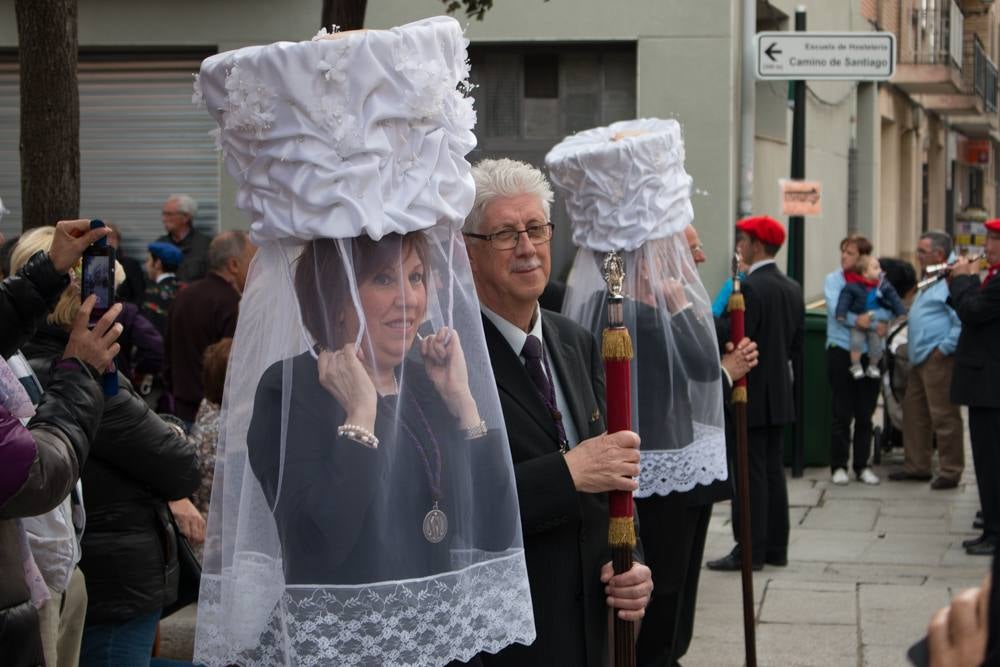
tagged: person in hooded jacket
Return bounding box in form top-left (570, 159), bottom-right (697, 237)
top-left (11, 226), bottom-right (201, 667)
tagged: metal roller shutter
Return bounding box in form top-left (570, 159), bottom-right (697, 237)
top-left (0, 59), bottom-right (219, 263)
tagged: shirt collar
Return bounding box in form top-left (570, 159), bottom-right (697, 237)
top-left (748, 258), bottom-right (776, 275)
top-left (155, 273), bottom-right (175, 284)
top-left (482, 303), bottom-right (542, 357)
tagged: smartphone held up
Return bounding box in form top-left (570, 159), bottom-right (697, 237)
top-left (81, 219), bottom-right (116, 313)
top-left (80, 219), bottom-right (119, 396)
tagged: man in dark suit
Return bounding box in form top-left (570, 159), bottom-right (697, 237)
top-left (464, 158), bottom-right (652, 666)
top-left (949, 220), bottom-right (1000, 556)
top-left (166, 231), bottom-right (255, 424)
top-left (708, 216), bottom-right (803, 571)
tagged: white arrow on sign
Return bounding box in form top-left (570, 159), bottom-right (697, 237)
top-left (755, 31), bottom-right (895, 81)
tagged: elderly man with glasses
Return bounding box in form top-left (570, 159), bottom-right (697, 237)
top-left (156, 194), bottom-right (212, 283)
top-left (464, 158), bottom-right (652, 667)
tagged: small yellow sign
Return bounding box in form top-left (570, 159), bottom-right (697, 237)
top-left (780, 179), bottom-right (822, 217)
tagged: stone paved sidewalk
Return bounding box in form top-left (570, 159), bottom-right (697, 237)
top-left (686, 443), bottom-right (989, 667)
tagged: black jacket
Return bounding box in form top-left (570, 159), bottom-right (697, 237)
top-left (23, 324), bottom-right (201, 624)
top-left (0, 250), bottom-right (69, 359)
top-left (949, 273), bottom-right (1000, 408)
top-left (0, 363), bottom-right (103, 667)
top-left (248, 352), bottom-right (517, 586)
top-left (742, 263), bottom-right (804, 428)
top-left (480, 310), bottom-right (641, 667)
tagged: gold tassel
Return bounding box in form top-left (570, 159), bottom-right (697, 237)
top-left (732, 386), bottom-right (747, 404)
top-left (602, 329), bottom-right (634, 361)
top-left (608, 516), bottom-right (637, 547)
top-left (727, 292), bottom-right (744, 313)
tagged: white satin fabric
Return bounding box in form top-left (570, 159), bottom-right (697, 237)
top-left (192, 18), bottom-right (534, 666)
top-left (553, 118), bottom-right (727, 497)
top-left (544, 118), bottom-right (693, 253)
top-left (196, 16), bottom-right (476, 244)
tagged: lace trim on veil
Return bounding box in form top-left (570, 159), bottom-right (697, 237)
top-left (635, 423), bottom-right (728, 497)
top-left (195, 549), bottom-right (535, 666)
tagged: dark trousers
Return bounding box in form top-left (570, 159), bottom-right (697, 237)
top-left (635, 498), bottom-right (712, 667)
top-left (827, 346), bottom-right (880, 474)
top-left (732, 425), bottom-right (789, 564)
top-left (969, 407), bottom-right (1000, 540)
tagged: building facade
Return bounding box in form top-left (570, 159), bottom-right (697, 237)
top-left (1, 1), bottom-right (995, 294)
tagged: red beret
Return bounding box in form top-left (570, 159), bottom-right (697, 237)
top-left (736, 216), bottom-right (786, 247)
top-left (986, 219), bottom-right (1000, 233)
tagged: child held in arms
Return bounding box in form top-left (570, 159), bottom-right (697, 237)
top-left (836, 254), bottom-right (907, 380)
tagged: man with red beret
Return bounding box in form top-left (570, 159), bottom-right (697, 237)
top-left (708, 216), bottom-right (804, 571)
top-left (948, 219), bottom-right (1000, 555)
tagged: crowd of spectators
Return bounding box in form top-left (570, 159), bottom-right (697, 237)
top-left (0, 192), bottom-right (249, 665)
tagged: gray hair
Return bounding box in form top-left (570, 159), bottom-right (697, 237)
top-left (921, 230), bottom-right (952, 258)
top-left (168, 193), bottom-right (198, 220)
top-left (464, 158), bottom-right (554, 233)
top-left (209, 230), bottom-right (249, 271)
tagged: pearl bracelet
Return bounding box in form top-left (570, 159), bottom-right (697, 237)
top-left (337, 423), bottom-right (379, 449)
top-left (464, 419), bottom-right (488, 440)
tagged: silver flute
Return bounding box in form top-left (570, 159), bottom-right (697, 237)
top-left (916, 253), bottom-right (986, 291)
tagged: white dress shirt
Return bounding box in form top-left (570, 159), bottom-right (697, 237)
top-left (482, 303), bottom-right (582, 448)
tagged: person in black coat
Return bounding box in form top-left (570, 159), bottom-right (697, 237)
top-left (708, 216), bottom-right (803, 571)
top-left (10, 225), bottom-right (201, 667)
top-left (465, 158), bottom-right (652, 667)
top-left (0, 219), bottom-right (120, 667)
top-left (948, 220), bottom-right (1000, 557)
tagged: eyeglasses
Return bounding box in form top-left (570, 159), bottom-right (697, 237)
top-left (162, 210), bottom-right (183, 216)
top-left (464, 223), bottom-right (554, 250)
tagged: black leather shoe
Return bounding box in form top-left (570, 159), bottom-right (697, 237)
top-left (766, 555), bottom-right (789, 567)
top-left (966, 539), bottom-right (997, 556)
top-left (962, 534), bottom-right (987, 549)
top-left (930, 477), bottom-right (959, 490)
top-left (887, 470), bottom-right (932, 482)
top-left (706, 552), bottom-right (763, 572)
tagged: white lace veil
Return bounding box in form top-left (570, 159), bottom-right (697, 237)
top-left (547, 119), bottom-right (727, 497)
top-left (193, 19), bottom-right (533, 666)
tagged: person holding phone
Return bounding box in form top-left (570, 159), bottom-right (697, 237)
top-left (10, 227), bottom-right (200, 667)
top-left (2, 217), bottom-right (123, 667)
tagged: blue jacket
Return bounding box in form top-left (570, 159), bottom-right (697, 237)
top-left (908, 278), bottom-right (961, 366)
top-left (834, 275), bottom-right (907, 320)
top-left (825, 270), bottom-right (891, 352)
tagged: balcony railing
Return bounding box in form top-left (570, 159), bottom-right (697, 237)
top-left (903, 1), bottom-right (963, 69)
top-left (973, 37), bottom-right (997, 112)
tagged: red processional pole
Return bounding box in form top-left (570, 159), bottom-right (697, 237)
top-left (601, 251), bottom-right (636, 667)
top-left (728, 252), bottom-right (758, 667)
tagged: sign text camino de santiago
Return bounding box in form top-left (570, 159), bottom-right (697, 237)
top-left (754, 32), bottom-right (895, 81)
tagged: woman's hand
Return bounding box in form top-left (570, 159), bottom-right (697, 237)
top-left (169, 498), bottom-right (206, 544)
top-left (63, 295), bottom-right (122, 372)
top-left (421, 327), bottom-right (480, 427)
top-left (659, 278), bottom-right (691, 314)
top-left (318, 344), bottom-right (377, 432)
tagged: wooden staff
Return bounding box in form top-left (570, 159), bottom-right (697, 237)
top-left (728, 251), bottom-right (757, 667)
top-left (601, 251), bottom-right (636, 667)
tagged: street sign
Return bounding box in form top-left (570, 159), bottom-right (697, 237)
top-left (780, 179), bottom-right (822, 217)
top-left (755, 31), bottom-right (895, 81)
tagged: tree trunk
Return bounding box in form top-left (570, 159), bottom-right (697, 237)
top-left (321, 0), bottom-right (368, 32)
top-left (15, 0), bottom-right (79, 231)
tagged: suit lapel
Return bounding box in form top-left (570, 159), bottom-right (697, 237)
top-left (542, 313), bottom-right (592, 440)
top-left (481, 314), bottom-right (561, 445)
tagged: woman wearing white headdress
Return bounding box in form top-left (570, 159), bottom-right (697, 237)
top-left (192, 17), bottom-right (534, 666)
top-left (547, 118), bottom-right (730, 666)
